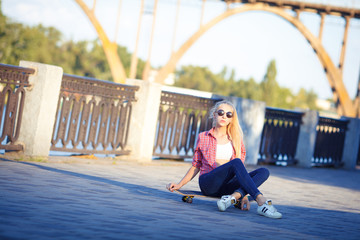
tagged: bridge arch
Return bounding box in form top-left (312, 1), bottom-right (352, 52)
top-left (74, 0), bottom-right (127, 83)
top-left (155, 3), bottom-right (355, 117)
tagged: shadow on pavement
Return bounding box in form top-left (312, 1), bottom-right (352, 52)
top-left (252, 165), bottom-right (360, 192)
top-left (1, 158), bottom-right (359, 239)
top-left (0, 158), bottom-right (176, 200)
top-left (248, 204), bottom-right (360, 239)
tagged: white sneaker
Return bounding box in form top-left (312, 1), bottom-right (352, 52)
top-left (257, 200), bottom-right (282, 219)
top-left (217, 195), bottom-right (236, 212)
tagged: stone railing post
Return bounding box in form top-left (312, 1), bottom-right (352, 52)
top-left (17, 61), bottom-right (63, 157)
top-left (341, 117), bottom-right (360, 170)
top-left (125, 79), bottom-right (162, 162)
top-left (295, 110), bottom-right (319, 168)
top-left (219, 96), bottom-right (266, 165)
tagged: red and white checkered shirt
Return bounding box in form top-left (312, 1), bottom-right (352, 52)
top-left (192, 128), bottom-right (246, 176)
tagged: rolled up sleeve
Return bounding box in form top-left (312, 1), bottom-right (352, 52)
top-left (240, 140), bottom-right (246, 162)
top-left (192, 138), bottom-right (202, 169)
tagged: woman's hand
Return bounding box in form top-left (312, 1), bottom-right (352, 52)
top-left (166, 183), bottom-right (181, 192)
top-left (166, 166), bottom-right (200, 192)
top-left (241, 197), bottom-right (250, 211)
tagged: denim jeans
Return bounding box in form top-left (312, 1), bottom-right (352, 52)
top-left (199, 158), bottom-right (269, 200)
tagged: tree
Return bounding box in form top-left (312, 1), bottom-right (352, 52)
top-left (174, 60), bottom-right (319, 111)
top-left (0, 11), bottom-right (144, 82)
top-left (293, 88), bottom-right (319, 110)
top-left (175, 65), bottom-right (220, 93)
top-left (233, 78), bottom-right (262, 101)
top-left (260, 60), bottom-right (280, 107)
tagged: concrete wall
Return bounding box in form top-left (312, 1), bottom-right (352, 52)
top-left (295, 110), bottom-right (319, 168)
top-left (16, 61), bottom-right (63, 157)
top-left (5, 61), bottom-right (360, 169)
top-left (124, 79), bottom-right (162, 162)
top-left (341, 117), bottom-right (360, 170)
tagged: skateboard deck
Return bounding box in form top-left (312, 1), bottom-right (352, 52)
top-left (174, 190), bottom-right (217, 203)
top-left (174, 189), bottom-right (253, 208)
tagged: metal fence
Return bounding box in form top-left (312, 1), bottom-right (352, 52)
top-left (258, 107), bottom-right (304, 165)
top-left (0, 62), bottom-right (354, 166)
top-left (312, 117), bottom-right (348, 167)
top-left (50, 74), bottom-right (139, 155)
top-left (0, 64), bottom-right (34, 151)
top-left (153, 91), bottom-right (220, 159)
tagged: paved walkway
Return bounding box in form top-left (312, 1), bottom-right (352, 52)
top-left (0, 156), bottom-right (359, 240)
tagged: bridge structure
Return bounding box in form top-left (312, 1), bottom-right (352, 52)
top-left (74, 0), bottom-right (360, 117)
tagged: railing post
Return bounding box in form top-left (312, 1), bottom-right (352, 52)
top-left (125, 79), bottom-right (162, 162)
top-left (341, 117), bottom-right (360, 170)
top-left (225, 96), bottom-right (266, 165)
top-left (295, 110), bottom-right (319, 168)
top-left (16, 61), bottom-right (63, 157)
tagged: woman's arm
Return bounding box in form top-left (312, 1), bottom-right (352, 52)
top-left (167, 166), bottom-right (200, 192)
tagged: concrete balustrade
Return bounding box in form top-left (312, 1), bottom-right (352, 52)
top-left (124, 79), bottom-right (162, 162)
top-left (295, 110), bottom-right (319, 168)
top-left (224, 96), bottom-right (266, 166)
top-left (16, 61), bottom-right (63, 157)
top-left (3, 61), bottom-right (359, 169)
top-left (342, 117), bottom-right (360, 170)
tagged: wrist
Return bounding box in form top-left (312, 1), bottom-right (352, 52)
top-left (240, 195), bottom-right (248, 201)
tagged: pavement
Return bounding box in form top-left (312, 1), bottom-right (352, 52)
top-left (0, 156), bottom-right (359, 240)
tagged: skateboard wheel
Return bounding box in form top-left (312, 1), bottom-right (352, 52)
top-left (186, 197), bottom-right (193, 203)
top-left (234, 200), bottom-right (241, 209)
top-left (182, 196), bottom-right (187, 202)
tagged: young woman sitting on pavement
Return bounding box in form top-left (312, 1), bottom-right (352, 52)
top-left (167, 100), bottom-right (282, 219)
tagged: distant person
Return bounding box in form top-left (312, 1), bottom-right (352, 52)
top-left (167, 100), bottom-right (282, 219)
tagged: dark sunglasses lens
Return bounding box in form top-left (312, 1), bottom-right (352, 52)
top-left (217, 110), bottom-right (225, 116)
top-left (226, 112), bottom-right (233, 118)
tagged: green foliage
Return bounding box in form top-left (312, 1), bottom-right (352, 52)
top-left (260, 59), bottom-right (280, 107)
top-left (0, 12), bottom-right (144, 81)
top-left (174, 60), bottom-right (319, 111)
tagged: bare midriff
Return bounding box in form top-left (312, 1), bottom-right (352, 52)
top-left (216, 159), bottom-right (230, 167)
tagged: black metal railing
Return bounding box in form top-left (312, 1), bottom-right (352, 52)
top-left (312, 117), bottom-right (348, 167)
top-left (153, 91), bottom-right (220, 159)
top-left (51, 74), bottom-right (139, 155)
top-left (0, 63), bottom-right (34, 151)
top-left (258, 107), bottom-right (304, 165)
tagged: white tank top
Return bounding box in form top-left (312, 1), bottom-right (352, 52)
top-left (216, 141), bottom-right (233, 161)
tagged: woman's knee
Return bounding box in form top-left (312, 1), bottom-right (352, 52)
top-left (258, 167), bottom-right (270, 180)
top-left (230, 158), bottom-right (247, 173)
top-left (231, 158), bottom-right (245, 166)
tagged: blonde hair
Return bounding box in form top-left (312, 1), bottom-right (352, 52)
top-left (209, 100), bottom-right (244, 158)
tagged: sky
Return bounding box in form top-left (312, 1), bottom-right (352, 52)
top-left (2, 0), bottom-right (360, 100)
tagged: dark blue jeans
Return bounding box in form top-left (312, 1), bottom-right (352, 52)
top-left (199, 158), bottom-right (269, 200)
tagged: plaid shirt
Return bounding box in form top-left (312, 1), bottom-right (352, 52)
top-left (192, 128), bottom-right (246, 176)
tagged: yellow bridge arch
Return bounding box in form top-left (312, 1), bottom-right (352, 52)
top-left (74, 0), bottom-right (358, 117)
top-left (154, 3), bottom-right (355, 117)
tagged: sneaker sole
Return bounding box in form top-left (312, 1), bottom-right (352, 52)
top-left (217, 201), bottom-right (227, 212)
top-left (257, 211), bottom-right (282, 219)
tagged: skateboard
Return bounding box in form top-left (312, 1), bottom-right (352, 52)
top-left (174, 189), bottom-right (253, 208)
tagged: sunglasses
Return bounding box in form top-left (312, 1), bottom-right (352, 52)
top-left (217, 109), bottom-right (233, 118)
